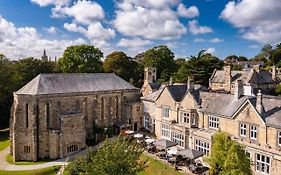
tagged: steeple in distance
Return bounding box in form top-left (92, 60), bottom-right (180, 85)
top-left (41, 49), bottom-right (48, 61)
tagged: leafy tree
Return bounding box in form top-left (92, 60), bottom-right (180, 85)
top-left (207, 131), bottom-right (252, 175)
top-left (143, 45), bottom-right (177, 82)
top-left (103, 51), bottom-right (138, 83)
top-left (66, 136), bottom-right (145, 175)
top-left (224, 55), bottom-right (238, 62)
top-left (271, 43), bottom-right (281, 64)
top-left (58, 45), bottom-right (103, 73)
top-left (261, 44), bottom-right (273, 60)
top-left (237, 56), bottom-right (248, 61)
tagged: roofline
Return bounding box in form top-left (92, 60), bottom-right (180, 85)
top-left (209, 68), bottom-right (217, 83)
top-left (231, 99), bottom-right (266, 125)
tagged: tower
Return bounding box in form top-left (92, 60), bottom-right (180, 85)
top-left (144, 67), bottom-right (157, 84)
top-left (42, 49), bottom-right (48, 62)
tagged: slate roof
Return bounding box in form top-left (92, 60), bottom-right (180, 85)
top-left (141, 85), bottom-right (165, 102)
top-left (249, 96), bottom-right (281, 128)
top-left (200, 92), bottom-right (249, 117)
top-left (167, 85), bottom-right (187, 102)
top-left (148, 82), bottom-right (161, 90)
top-left (17, 73), bottom-right (138, 95)
top-left (210, 69), bottom-right (275, 84)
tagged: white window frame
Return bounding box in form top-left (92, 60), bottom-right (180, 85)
top-left (256, 153), bottom-right (270, 174)
top-left (161, 123), bottom-right (170, 139)
top-left (181, 112), bottom-right (189, 123)
top-left (195, 139), bottom-right (210, 156)
top-left (162, 106), bottom-right (169, 118)
top-left (172, 132), bottom-right (184, 147)
top-left (240, 123), bottom-right (247, 137)
top-left (191, 113), bottom-right (196, 126)
top-left (278, 131), bottom-right (281, 146)
top-left (208, 116), bottom-right (219, 129)
top-left (250, 125), bottom-right (257, 140)
top-left (144, 116), bottom-right (149, 129)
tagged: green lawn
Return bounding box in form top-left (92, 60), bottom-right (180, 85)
top-left (6, 153), bottom-right (55, 165)
top-left (0, 128), bottom-right (9, 151)
top-left (138, 154), bottom-right (185, 175)
top-left (0, 166), bottom-right (60, 175)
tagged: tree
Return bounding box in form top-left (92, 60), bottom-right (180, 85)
top-left (58, 45), bottom-right (103, 73)
top-left (261, 44), bottom-right (273, 60)
top-left (103, 51), bottom-right (138, 83)
top-left (271, 43), bottom-right (281, 65)
top-left (66, 136), bottom-right (145, 175)
top-left (237, 56), bottom-right (248, 61)
top-left (207, 131), bottom-right (252, 175)
top-left (143, 45), bottom-right (177, 82)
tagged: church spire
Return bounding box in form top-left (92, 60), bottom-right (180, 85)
top-left (42, 49), bottom-right (48, 61)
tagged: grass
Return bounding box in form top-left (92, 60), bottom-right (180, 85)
top-left (0, 166), bottom-right (61, 175)
top-left (138, 154), bottom-right (185, 175)
top-left (6, 153), bottom-right (55, 165)
top-left (0, 128), bottom-right (9, 151)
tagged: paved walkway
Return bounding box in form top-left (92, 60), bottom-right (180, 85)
top-left (0, 137), bottom-right (117, 171)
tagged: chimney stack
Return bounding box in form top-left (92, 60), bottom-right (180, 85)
top-left (256, 89), bottom-right (264, 116)
top-left (224, 66), bottom-right (232, 91)
top-left (169, 77), bottom-right (173, 85)
top-left (187, 76), bottom-right (194, 91)
top-left (253, 65), bottom-right (260, 73)
top-left (272, 66), bottom-right (276, 81)
top-left (234, 80), bottom-right (243, 100)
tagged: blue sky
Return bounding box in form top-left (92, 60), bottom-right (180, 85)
top-left (0, 0), bottom-right (280, 60)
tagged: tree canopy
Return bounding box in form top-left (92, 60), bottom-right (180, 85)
top-left (103, 51), bottom-right (139, 85)
top-left (58, 45), bottom-right (103, 73)
top-left (207, 131), bottom-right (252, 175)
top-left (65, 136), bottom-right (144, 175)
top-left (142, 45), bottom-right (177, 82)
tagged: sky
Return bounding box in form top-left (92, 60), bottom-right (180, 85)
top-left (0, 0), bottom-right (280, 60)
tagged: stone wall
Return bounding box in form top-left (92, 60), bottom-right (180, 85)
top-left (11, 89), bottom-right (140, 161)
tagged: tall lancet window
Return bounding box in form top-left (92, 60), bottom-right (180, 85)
top-left (25, 103), bottom-right (28, 128)
top-left (46, 103), bottom-right (50, 129)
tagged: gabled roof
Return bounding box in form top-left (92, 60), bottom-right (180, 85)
top-left (200, 92), bottom-right (250, 117)
top-left (210, 69), bottom-right (275, 84)
top-left (166, 85), bottom-right (187, 102)
top-left (17, 73), bottom-right (138, 95)
top-left (141, 85), bottom-right (165, 102)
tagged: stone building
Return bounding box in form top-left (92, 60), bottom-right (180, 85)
top-left (141, 67), bottom-right (161, 96)
top-left (209, 65), bottom-right (278, 94)
top-left (141, 67), bottom-right (281, 175)
top-left (10, 73), bottom-right (141, 161)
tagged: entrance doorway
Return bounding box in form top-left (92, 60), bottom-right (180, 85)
top-left (134, 123), bottom-right (138, 131)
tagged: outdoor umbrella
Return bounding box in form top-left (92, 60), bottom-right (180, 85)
top-left (145, 138), bottom-right (156, 144)
top-left (134, 133), bottom-right (144, 138)
top-left (153, 139), bottom-right (177, 149)
top-left (178, 149), bottom-right (204, 159)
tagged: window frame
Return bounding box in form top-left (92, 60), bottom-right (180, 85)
top-left (256, 153), bottom-right (270, 174)
top-left (195, 139), bottom-right (210, 156)
top-left (144, 116), bottom-right (150, 129)
top-left (278, 131), bottom-right (281, 146)
top-left (172, 132), bottom-right (184, 147)
top-left (181, 112), bottom-right (189, 124)
top-left (161, 105), bottom-right (170, 118)
top-left (250, 125), bottom-right (257, 140)
top-left (240, 123), bottom-right (247, 137)
top-left (161, 123), bottom-right (170, 139)
top-left (208, 116), bottom-right (219, 129)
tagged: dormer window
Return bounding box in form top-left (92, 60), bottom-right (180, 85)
top-left (181, 112), bottom-right (189, 123)
top-left (162, 106), bottom-right (169, 118)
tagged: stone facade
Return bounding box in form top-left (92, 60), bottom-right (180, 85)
top-left (141, 67), bottom-right (281, 175)
top-left (10, 73), bottom-right (141, 161)
top-left (209, 65), bottom-right (278, 95)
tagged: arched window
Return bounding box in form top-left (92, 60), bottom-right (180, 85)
top-left (101, 97), bottom-right (104, 120)
top-left (46, 103), bottom-right (50, 129)
top-left (116, 96), bottom-right (119, 118)
top-left (25, 103), bottom-right (28, 128)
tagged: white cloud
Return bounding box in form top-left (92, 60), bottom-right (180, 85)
top-left (52, 0), bottom-right (105, 25)
top-left (64, 22), bottom-right (115, 48)
top-left (205, 47), bottom-right (215, 54)
top-left (249, 44), bottom-right (260, 49)
top-left (0, 16), bottom-right (87, 59)
top-left (188, 20), bottom-right (213, 35)
top-left (220, 0), bottom-right (281, 44)
top-left (44, 26), bottom-right (57, 34)
top-left (118, 38), bottom-right (152, 47)
top-left (209, 38), bottom-right (224, 43)
top-left (30, 0), bottom-right (70, 7)
top-left (193, 38), bottom-right (205, 42)
top-left (113, 0), bottom-right (187, 40)
top-left (177, 4), bottom-right (199, 18)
